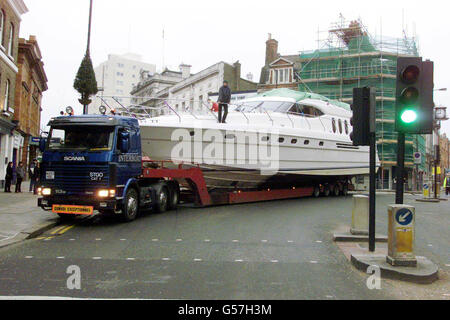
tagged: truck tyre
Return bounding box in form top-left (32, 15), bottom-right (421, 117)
top-left (154, 186), bottom-right (169, 213)
top-left (122, 188), bottom-right (139, 222)
top-left (333, 184), bottom-right (340, 196)
top-left (323, 185), bottom-right (331, 197)
top-left (313, 186), bottom-right (321, 198)
top-left (168, 183), bottom-right (180, 210)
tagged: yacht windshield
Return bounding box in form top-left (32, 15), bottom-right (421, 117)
top-left (236, 101), bottom-right (294, 113)
top-left (48, 126), bottom-right (115, 151)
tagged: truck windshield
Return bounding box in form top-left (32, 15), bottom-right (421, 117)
top-left (47, 126), bottom-right (115, 151)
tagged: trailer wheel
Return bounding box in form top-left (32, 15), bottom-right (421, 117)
top-left (342, 185), bottom-right (349, 196)
top-left (313, 186), bottom-right (321, 198)
top-left (333, 184), bottom-right (340, 196)
top-left (323, 185), bottom-right (331, 197)
top-left (154, 186), bottom-right (169, 213)
top-left (122, 188), bottom-right (139, 222)
top-left (168, 183), bottom-right (180, 210)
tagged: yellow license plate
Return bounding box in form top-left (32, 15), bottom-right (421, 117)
top-left (52, 205), bottom-right (94, 215)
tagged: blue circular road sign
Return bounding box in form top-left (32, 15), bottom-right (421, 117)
top-left (395, 208), bottom-right (413, 226)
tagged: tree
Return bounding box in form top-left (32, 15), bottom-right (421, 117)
top-left (73, 52), bottom-right (98, 110)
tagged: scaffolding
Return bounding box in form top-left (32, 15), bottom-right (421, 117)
top-left (296, 17), bottom-right (426, 189)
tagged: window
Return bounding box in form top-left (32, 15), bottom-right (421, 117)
top-left (319, 141), bottom-right (324, 146)
top-left (291, 139), bottom-right (298, 144)
top-left (344, 120), bottom-right (349, 134)
top-left (118, 63), bottom-right (124, 68)
top-left (261, 136), bottom-right (269, 142)
top-left (301, 105), bottom-right (324, 117)
top-left (271, 68), bottom-right (293, 84)
top-left (0, 10), bottom-right (4, 46)
top-left (332, 118), bottom-right (337, 133)
top-left (7, 23), bottom-right (13, 56)
top-left (278, 137), bottom-right (285, 143)
top-left (4, 79), bottom-right (10, 112)
top-left (304, 140), bottom-right (310, 145)
top-left (48, 126), bottom-right (115, 151)
top-left (338, 119), bottom-right (343, 134)
top-left (117, 72), bottom-right (124, 77)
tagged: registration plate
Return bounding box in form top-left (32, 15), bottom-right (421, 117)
top-left (52, 205), bottom-right (94, 215)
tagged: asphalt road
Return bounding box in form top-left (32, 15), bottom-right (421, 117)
top-left (0, 193), bottom-right (448, 299)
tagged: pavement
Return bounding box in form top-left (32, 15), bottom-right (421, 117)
top-left (0, 191), bottom-right (448, 299)
top-left (0, 181), bottom-right (59, 249)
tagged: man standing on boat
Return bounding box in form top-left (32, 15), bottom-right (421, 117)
top-left (217, 80), bottom-right (231, 123)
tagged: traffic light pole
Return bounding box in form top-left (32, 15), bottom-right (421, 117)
top-left (396, 133), bottom-right (406, 204)
top-left (369, 130), bottom-right (376, 252)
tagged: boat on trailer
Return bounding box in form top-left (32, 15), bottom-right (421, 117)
top-left (137, 89), bottom-right (379, 190)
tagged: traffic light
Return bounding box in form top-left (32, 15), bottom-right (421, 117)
top-left (395, 57), bottom-right (434, 134)
top-left (350, 87), bottom-right (373, 146)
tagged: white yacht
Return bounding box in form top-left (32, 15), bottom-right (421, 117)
top-left (138, 89), bottom-right (378, 189)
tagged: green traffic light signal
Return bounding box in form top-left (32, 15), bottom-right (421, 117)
top-left (400, 109), bottom-right (418, 124)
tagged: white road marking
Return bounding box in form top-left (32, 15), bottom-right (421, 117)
top-left (176, 239), bottom-right (182, 242)
top-left (235, 259), bottom-right (243, 262)
top-left (271, 260), bottom-right (279, 263)
top-left (152, 239), bottom-right (159, 242)
top-left (326, 295), bottom-right (334, 299)
top-left (95, 239), bottom-right (102, 241)
top-left (194, 258), bottom-right (202, 262)
top-left (69, 239), bottom-right (75, 241)
top-left (120, 239), bottom-right (127, 241)
top-left (287, 240), bottom-right (294, 243)
top-left (126, 258), bottom-right (136, 261)
top-left (162, 258), bottom-right (171, 261)
top-left (261, 240), bottom-right (268, 243)
top-left (232, 240), bottom-right (239, 243)
top-left (204, 239), bottom-right (210, 242)
top-left (92, 257), bottom-right (102, 260)
top-left (24, 256), bottom-right (33, 259)
top-left (57, 257), bottom-right (65, 259)
top-left (428, 244), bottom-right (433, 247)
top-left (316, 240), bottom-right (323, 243)
top-left (44, 238), bottom-right (52, 241)
top-left (310, 261), bottom-right (318, 264)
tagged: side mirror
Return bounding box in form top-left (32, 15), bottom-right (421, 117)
top-left (119, 132), bottom-right (130, 153)
top-left (39, 138), bottom-right (47, 153)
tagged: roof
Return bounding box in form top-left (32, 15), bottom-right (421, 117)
top-left (48, 115), bottom-right (139, 127)
top-left (257, 88), bottom-right (351, 111)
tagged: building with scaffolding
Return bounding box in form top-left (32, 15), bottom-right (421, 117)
top-left (259, 18), bottom-right (426, 190)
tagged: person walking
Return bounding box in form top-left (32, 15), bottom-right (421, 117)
top-left (4, 162), bottom-right (13, 193)
top-left (15, 162), bottom-right (25, 193)
top-left (29, 159), bottom-right (40, 193)
top-left (217, 80), bottom-right (231, 123)
top-left (444, 176), bottom-right (450, 196)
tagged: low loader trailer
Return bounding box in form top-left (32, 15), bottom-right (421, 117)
top-left (37, 115), bottom-right (350, 222)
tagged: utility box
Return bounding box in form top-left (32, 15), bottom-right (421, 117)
top-left (387, 205), bottom-right (417, 267)
top-left (351, 195), bottom-right (369, 235)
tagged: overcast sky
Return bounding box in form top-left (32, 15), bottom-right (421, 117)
top-left (19, 0), bottom-right (449, 136)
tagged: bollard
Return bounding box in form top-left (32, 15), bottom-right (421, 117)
top-left (350, 195), bottom-right (369, 235)
top-left (387, 205), bottom-right (417, 267)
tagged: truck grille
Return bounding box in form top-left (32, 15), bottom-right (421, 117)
top-left (43, 164), bottom-right (110, 195)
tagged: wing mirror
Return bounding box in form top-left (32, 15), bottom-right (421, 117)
top-left (39, 138), bottom-right (47, 153)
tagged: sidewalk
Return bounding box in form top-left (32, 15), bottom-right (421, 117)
top-left (0, 181), bottom-right (58, 249)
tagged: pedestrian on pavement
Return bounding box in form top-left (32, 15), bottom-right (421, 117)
top-left (29, 159), bottom-right (40, 193)
top-left (4, 162), bottom-right (13, 193)
top-left (15, 162), bottom-right (25, 193)
top-left (217, 80), bottom-right (231, 123)
top-left (444, 176), bottom-right (450, 196)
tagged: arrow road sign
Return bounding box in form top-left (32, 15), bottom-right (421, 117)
top-left (395, 208), bottom-right (413, 226)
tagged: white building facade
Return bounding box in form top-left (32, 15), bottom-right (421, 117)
top-left (89, 53), bottom-right (156, 114)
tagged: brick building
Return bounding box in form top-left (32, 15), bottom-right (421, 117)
top-left (440, 133), bottom-right (449, 179)
top-left (14, 35), bottom-right (47, 173)
top-left (0, 0), bottom-right (28, 187)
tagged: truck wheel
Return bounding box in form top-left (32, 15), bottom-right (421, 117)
top-left (154, 186), bottom-right (169, 213)
top-left (323, 185), bottom-right (330, 197)
top-left (333, 184), bottom-right (340, 196)
top-left (313, 186), bottom-right (320, 198)
top-left (122, 188), bottom-right (139, 222)
top-left (168, 183), bottom-right (180, 210)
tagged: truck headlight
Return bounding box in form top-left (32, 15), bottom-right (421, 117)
top-left (42, 188), bottom-right (52, 196)
top-left (98, 189), bottom-right (116, 198)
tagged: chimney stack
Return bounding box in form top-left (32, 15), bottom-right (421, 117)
top-left (265, 33), bottom-right (278, 66)
top-left (179, 63), bottom-right (191, 79)
top-left (233, 61), bottom-right (241, 91)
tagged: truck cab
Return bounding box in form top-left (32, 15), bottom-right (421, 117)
top-left (38, 115), bottom-right (179, 221)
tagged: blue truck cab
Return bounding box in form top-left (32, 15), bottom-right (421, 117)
top-left (38, 115), bottom-right (179, 221)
